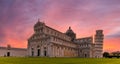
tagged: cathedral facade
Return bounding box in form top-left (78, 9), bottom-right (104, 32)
top-left (28, 20), bottom-right (104, 58)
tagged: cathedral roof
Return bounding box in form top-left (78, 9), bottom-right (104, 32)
top-left (66, 27), bottom-right (75, 34)
top-left (34, 19), bottom-right (45, 27)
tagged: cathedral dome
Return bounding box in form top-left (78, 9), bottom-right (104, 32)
top-left (66, 27), bottom-right (75, 34)
top-left (65, 27), bottom-right (76, 41)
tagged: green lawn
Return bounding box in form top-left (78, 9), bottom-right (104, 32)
top-left (0, 57), bottom-right (120, 64)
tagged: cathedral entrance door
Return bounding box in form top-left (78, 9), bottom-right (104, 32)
top-left (85, 54), bottom-right (87, 58)
top-left (44, 51), bottom-right (47, 56)
top-left (32, 51), bottom-right (34, 56)
top-left (37, 49), bottom-right (40, 56)
top-left (7, 52), bottom-right (10, 57)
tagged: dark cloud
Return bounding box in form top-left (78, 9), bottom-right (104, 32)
top-left (106, 31), bottom-right (120, 39)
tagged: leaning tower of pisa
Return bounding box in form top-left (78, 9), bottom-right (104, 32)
top-left (94, 30), bottom-right (104, 58)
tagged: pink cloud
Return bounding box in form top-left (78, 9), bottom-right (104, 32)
top-left (0, 0), bottom-right (120, 52)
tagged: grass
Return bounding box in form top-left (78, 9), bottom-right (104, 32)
top-left (0, 57), bottom-right (120, 64)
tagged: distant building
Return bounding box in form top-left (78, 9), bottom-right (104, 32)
top-left (110, 51), bottom-right (120, 56)
top-left (28, 19), bottom-right (104, 58)
top-left (0, 45), bottom-right (27, 57)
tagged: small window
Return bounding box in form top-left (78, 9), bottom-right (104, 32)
top-left (37, 45), bottom-right (40, 48)
top-left (31, 48), bottom-right (34, 50)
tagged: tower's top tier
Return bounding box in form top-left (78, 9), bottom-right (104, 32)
top-left (96, 30), bottom-right (103, 35)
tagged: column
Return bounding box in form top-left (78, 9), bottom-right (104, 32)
top-left (52, 45), bottom-right (54, 57)
top-left (59, 46), bottom-right (62, 57)
top-left (48, 45), bottom-right (52, 57)
top-left (54, 46), bottom-right (57, 57)
top-left (41, 46), bottom-right (44, 57)
top-left (62, 47), bottom-right (64, 57)
top-left (57, 46), bottom-right (59, 57)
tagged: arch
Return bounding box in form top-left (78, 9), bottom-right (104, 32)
top-left (37, 45), bottom-right (40, 48)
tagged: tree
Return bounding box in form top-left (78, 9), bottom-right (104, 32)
top-left (103, 52), bottom-right (109, 58)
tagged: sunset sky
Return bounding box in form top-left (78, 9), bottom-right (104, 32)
top-left (0, 0), bottom-right (120, 52)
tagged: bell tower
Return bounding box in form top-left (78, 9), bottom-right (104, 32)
top-left (94, 30), bottom-right (104, 58)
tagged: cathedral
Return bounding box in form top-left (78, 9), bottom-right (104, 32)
top-left (28, 20), bottom-right (104, 58)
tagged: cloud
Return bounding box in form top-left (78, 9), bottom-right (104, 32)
top-left (106, 27), bottom-right (120, 38)
top-left (107, 32), bottom-right (120, 38)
